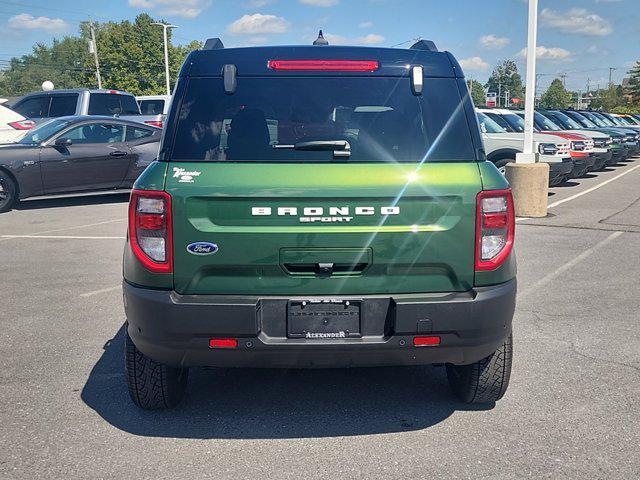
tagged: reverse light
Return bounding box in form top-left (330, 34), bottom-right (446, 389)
top-left (8, 120), bottom-right (35, 130)
top-left (475, 189), bottom-right (515, 272)
top-left (267, 60), bottom-right (379, 71)
top-left (128, 189), bottom-right (172, 273)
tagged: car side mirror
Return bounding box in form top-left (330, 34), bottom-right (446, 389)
top-left (55, 138), bottom-right (72, 147)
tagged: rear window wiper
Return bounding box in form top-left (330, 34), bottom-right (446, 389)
top-left (273, 140), bottom-right (351, 158)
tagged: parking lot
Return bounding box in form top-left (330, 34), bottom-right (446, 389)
top-left (0, 158), bottom-right (637, 479)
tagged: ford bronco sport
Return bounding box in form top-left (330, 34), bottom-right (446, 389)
top-left (123, 37), bottom-right (517, 409)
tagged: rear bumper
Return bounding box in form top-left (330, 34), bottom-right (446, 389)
top-left (124, 279), bottom-right (516, 369)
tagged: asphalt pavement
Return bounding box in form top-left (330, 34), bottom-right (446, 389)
top-left (1, 160), bottom-right (639, 479)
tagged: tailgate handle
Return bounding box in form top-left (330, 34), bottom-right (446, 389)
top-left (283, 262), bottom-right (368, 277)
top-left (317, 263), bottom-right (334, 275)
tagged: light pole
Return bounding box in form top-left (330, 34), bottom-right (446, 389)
top-left (152, 22), bottom-right (178, 95)
top-left (521, 0), bottom-right (538, 158)
top-left (506, 0), bottom-right (548, 219)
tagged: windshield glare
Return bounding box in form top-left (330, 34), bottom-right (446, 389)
top-left (593, 113), bottom-right (615, 126)
top-left (567, 112), bottom-right (597, 128)
top-left (170, 76), bottom-right (476, 163)
top-left (580, 111), bottom-right (608, 127)
top-left (477, 112), bottom-right (507, 134)
top-left (19, 119), bottom-right (72, 144)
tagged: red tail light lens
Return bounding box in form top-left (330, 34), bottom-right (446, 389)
top-left (8, 120), bottom-right (35, 130)
top-left (475, 189), bottom-right (515, 272)
top-left (268, 60), bottom-right (379, 71)
top-left (144, 120), bottom-right (164, 128)
top-left (209, 338), bottom-right (238, 349)
top-left (128, 189), bottom-right (172, 273)
top-left (413, 336), bottom-right (441, 347)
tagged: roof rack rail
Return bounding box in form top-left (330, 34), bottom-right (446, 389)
top-left (410, 40), bottom-right (438, 52)
top-left (202, 38), bottom-right (225, 50)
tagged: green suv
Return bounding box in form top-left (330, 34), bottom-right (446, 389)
top-left (123, 38), bottom-right (517, 409)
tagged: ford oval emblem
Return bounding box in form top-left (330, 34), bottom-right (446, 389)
top-left (187, 242), bottom-right (219, 255)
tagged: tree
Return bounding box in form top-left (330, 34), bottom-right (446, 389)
top-left (539, 78), bottom-right (572, 109)
top-left (467, 79), bottom-right (486, 106)
top-left (0, 14), bottom-right (201, 97)
top-left (590, 85), bottom-right (626, 111)
top-left (625, 61), bottom-right (640, 107)
top-left (485, 60), bottom-right (524, 105)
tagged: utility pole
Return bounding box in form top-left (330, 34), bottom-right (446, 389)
top-left (560, 73), bottom-right (567, 88)
top-left (152, 22), bottom-right (178, 95)
top-left (89, 19), bottom-right (102, 89)
top-left (522, 0), bottom-right (538, 157)
top-left (609, 67), bottom-right (617, 87)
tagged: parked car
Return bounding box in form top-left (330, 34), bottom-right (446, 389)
top-left (10, 89), bottom-right (158, 126)
top-left (512, 110), bottom-right (603, 174)
top-left (562, 110), bottom-right (638, 159)
top-left (136, 95), bottom-right (171, 128)
top-left (539, 110), bottom-right (626, 165)
top-left (476, 109), bottom-right (572, 185)
top-left (0, 116), bottom-right (161, 213)
top-left (0, 101), bottom-right (34, 144)
top-left (123, 38), bottom-right (517, 409)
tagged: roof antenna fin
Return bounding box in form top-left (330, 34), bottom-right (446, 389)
top-left (313, 30), bottom-right (329, 46)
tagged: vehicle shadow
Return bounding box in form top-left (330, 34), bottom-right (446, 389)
top-left (16, 192), bottom-right (130, 211)
top-left (81, 324), bottom-right (476, 439)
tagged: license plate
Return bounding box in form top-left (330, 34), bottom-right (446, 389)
top-left (287, 300), bottom-right (361, 339)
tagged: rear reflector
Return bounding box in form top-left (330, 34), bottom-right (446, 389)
top-left (268, 60), bottom-right (379, 72)
top-left (8, 120), bottom-right (35, 130)
top-left (144, 120), bottom-right (164, 128)
top-left (413, 336), bottom-right (441, 347)
top-left (209, 338), bottom-right (238, 349)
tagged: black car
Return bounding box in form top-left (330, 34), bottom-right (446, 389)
top-left (0, 116), bottom-right (161, 212)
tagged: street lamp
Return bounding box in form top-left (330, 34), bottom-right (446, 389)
top-left (152, 22), bottom-right (178, 96)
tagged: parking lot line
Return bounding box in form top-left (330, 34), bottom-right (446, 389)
top-left (28, 218), bottom-right (126, 236)
top-left (547, 164), bottom-right (640, 209)
top-left (519, 230), bottom-right (623, 297)
top-left (80, 286), bottom-right (122, 298)
top-left (0, 235), bottom-right (125, 240)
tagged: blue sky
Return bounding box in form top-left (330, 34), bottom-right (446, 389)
top-left (1, 0), bottom-right (638, 93)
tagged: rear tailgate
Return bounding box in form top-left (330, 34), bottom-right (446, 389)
top-left (168, 162), bottom-right (481, 295)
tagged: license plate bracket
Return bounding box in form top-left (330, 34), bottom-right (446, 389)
top-left (287, 300), bottom-right (361, 339)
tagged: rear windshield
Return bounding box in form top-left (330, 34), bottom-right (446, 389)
top-left (139, 99), bottom-right (165, 115)
top-left (88, 93), bottom-right (140, 115)
top-left (170, 77), bottom-right (475, 163)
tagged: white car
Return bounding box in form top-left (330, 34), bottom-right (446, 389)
top-left (476, 110), bottom-right (572, 186)
top-left (136, 95), bottom-right (171, 128)
top-left (0, 101), bottom-right (34, 144)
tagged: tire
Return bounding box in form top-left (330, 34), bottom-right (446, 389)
top-left (446, 333), bottom-right (513, 404)
top-left (0, 170), bottom-right (18, 213)
top-left (492, 158), bottom-right (514, 177)
top-left (125, 329), bottom-right (188, 409)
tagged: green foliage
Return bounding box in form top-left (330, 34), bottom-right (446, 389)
top-left (539, 78), bottom-right (572, 109)
top-left (625, 61), bottom-right (640, 107)
top-left (590, 85), bottom-right (626, 112)
top-left (485, 60), bottom-right (524, 101)
top-left (0, 13), bottom-right (201, 97)
top-left (467, 79), bottom-right (486, 106)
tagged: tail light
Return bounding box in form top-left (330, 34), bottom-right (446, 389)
top-left (128, 189), bottom-right (172, 273)
top-left (475, 189), bottom-right (515, 271)
top-left (144, 120), bottom-right (163, 128)
top-left (8, 120), bottom-right (35, 130)
top-left (267, 60), bottom-right (379, 71)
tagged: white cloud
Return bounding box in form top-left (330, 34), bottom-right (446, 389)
top-left (479, 34), bottom-right (510, 50)
top-left (128, 0), bottom-right (212, 18)
top-left (8, 13), bottom-right (68, 32)
top-left (519, 46), bottom-right (572, 60)
top-left (459, 56), bottom-right (489, 71)
top-left (358, 21), bottom-right (373, 29)
top-left (300, 0), bottom-right (339, 6)
top-left (540, 8), bottom-right (612, 36)
top-left (228, 13), bottom-right (289, 35)
top-left (357, 33), bottom-right (384, 45)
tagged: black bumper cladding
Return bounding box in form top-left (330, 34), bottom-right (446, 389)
top-left (124, 279), bottom-right (516, 368)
